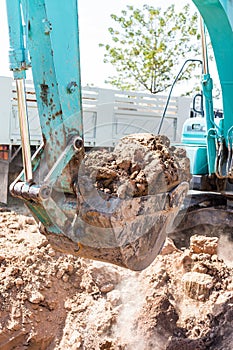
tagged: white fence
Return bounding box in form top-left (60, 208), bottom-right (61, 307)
top-left (0, 76), bottom-right (192, 148)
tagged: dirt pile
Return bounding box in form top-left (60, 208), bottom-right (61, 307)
top-left (0, 208), bottom-right (232, 350)
top-left (77, 133), bottom-right (191, 199)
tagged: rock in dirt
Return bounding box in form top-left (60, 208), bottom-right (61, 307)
top-left (182, 271), bottom-right (214, 301)
top-left (190, 235), bottom-right (218, 255)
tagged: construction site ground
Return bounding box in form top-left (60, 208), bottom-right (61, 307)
top-left (0, 196), bottom-right (232, 350)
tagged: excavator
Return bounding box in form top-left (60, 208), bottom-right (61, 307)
top-left (4, 0), bottom-right (233, 271)
top-left (171, 0), bottom-right (233, 245)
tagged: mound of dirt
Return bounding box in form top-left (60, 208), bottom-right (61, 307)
top-left (0, 208), bottom-right (232, 350)
top-left (76, 133), bottom-right (191, 199)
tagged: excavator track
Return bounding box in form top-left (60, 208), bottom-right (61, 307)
top-left (169, 191), bottom-right (233, 249)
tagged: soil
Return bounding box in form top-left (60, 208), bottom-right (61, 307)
top-left (0, 203), bottom-right (232, 350)
top-left (76, 133), bottom-right (191, 199)
top-left (0, 134), bottom-right (232, 349)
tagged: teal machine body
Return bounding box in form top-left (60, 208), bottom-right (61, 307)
top-left (181, 0), bottom-right (233, 186)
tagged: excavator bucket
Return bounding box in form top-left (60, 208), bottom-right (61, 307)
top-left (11, 133), bottom-right (191, 271)
top-left (44, 182), bottom-right (189, 271)
top-left (43, 134), bottom-right (191, 271)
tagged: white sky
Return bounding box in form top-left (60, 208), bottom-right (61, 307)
top-left (77, 0), bottom-right (194, 87)
top-left (0, 0), bottom-right (198, 88)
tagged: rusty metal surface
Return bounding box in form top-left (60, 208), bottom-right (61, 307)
top-left (174, 207), bottom-right (233, 230)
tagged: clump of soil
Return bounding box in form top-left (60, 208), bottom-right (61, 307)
top-left (76, 133), bottom-right (191, 199)
top-left (0, 207), bottom-right (232, 349)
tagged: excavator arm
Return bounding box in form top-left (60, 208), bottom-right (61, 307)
top-left (6, 0), bottom-right (84, 185)
top-left (7, 0), bottom-right (85, 241)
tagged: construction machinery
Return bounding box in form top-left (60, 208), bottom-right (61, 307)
top-left (4, 0), bottom-right (233, 270)
top-left (171, 0), bottom-right (233, 245)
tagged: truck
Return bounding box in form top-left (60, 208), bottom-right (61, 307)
top-left (0, 76), bottom-right (191, 203)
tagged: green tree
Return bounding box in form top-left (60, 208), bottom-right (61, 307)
top-left (99, 4), bottom-right (201, 93)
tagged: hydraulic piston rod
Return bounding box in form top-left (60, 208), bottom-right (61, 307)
top-left (16, 78), bottom-right (33, 182)
top-left (6, 0), bottom-right (33, 182)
